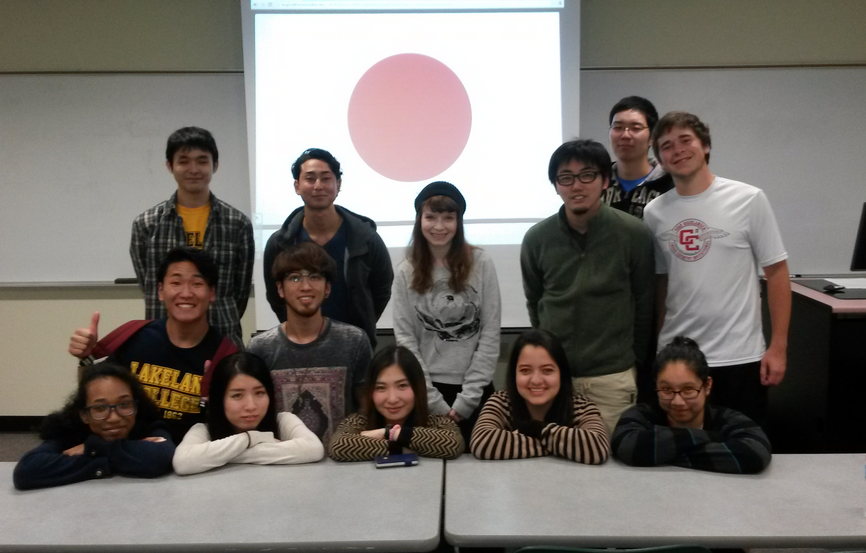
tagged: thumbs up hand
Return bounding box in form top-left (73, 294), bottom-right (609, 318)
top-left (69, 312), bottom-right (100, 359)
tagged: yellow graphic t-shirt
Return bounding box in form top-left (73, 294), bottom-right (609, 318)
top-left (176, 203), bottom-right (210, 248)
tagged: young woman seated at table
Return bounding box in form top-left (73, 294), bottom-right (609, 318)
top-left (172, 352), bottom-right (324, 475)
top-left (329, 345), bottom-right (464, 461)
top-left (611, 336), bottom-right (771, 474)
top-left (14, 362), bottom-right (174, 490)
top-left (469, 329), bottom-right (610, 463)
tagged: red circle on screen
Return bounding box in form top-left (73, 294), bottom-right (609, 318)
top-left (348, 53), bottom-right (472, 182)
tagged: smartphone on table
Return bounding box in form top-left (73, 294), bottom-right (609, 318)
top-left (374, 452), bottom-right (419, 468)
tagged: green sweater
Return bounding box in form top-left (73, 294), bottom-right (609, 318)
top-left (520, 203), bottom-right (654, 377)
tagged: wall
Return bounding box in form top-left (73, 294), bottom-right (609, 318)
top-left (1, 0), bottom-right (864, 417)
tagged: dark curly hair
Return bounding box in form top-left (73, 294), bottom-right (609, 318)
top-left (40, 362), bottom-right (161, 448)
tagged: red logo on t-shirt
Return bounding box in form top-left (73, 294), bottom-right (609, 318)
top-left (659, 219), bottom-right (729, 262)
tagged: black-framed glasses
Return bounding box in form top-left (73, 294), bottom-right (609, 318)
top-left (285, 272), bottom-right (325, 285)
top-left (82, 400), bottom-right (137, 420)
top-left (610, 123), bottom-right (648, 134)
top-left (656, 386), bottom-right (703, 400)
top-left (555, 171), bottom-right (600, 186)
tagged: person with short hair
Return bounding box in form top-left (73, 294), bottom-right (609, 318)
top-left (172, 352), bottom-right (324, 475)
top-left (14, 362), bottom-right (175, 490)
top-left (69, 247), bottom-right (238, 443)
top-left (602, 96), bottom-right (674, 219)
top-left (263, 148), bottom-right (393, 347)
top-left (644, 111), bottom-right (791, 425)
top-left (611, 336), bottom-right (771, 474)
top-left (391, 181), bottom-right (501, 444)
top-left (328, 345), bottom-right (464, 461)
top-left (469, 329), bottom-right (609, 463)
top-left (248, 242), bottom-right (372, 447)
top-left (520, 139), bottom-right (655, 435)
top-left (131, 126), bottom-right (254, 347)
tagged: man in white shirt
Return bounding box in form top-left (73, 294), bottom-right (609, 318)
top-left (643, 111), bottom-right (791, 425)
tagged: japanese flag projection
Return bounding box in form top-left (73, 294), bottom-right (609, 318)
top-left (254, 12), bottom-right (563, 247)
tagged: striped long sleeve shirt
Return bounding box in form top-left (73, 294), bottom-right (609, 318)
top-left (469, 391), bottom-right (610, 464)
top-left (611, 403), bottom-right (771, 474)
top-left (329, 413), bottom-right (464, 461)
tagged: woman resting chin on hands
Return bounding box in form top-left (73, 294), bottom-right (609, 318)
top-left (329, 345), bottom-right (464, 461)
top-left (172, 353), bottom-right (324, 475)
top-left (14, 362), bottom-right (174, 490)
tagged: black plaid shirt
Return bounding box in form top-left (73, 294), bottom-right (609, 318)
top-left (130, 192), bottom-right (254, 347)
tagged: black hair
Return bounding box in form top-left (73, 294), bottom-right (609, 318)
top-left (653, 336), bottom-right (711, 383)
top-left (609, 96), bottom-right (660, 133)
top-left (206, 353), bottom-right (281, 440)
top-left (547, 139), bottom-right (612, 187)
top-left (271, 242), bottom-right (337, 285)
top-left (363, 345), bottom-right (429, 430)
top-left (506, 329), bottom-right (574, 426)
top-left (291, 148), bottom-right (342, 180)
top-left (156, 246), bottom-right (219, 288)
top-left (40, 362), bottom-right (161, 448)
top-left (166, 127), bottom-right (218, 166)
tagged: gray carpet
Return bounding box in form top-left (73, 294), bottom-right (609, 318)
top-left (0, 432), bottom-right (40, 462)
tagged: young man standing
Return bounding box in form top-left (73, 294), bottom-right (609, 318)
top-left (131, 127), bottom-right (254, 347)
top-left (70, 247), bottom-right (237, 443)
top-left (249, 242), bottom-right (372, 445)
top-left (520, 139), bottom-right (655, 435)
top-left (603, 96), bottom-right (674, 219)
top-left (263, 148), bottom-right (393, 347)
top-left (644, 111), bottom-right (791, 425)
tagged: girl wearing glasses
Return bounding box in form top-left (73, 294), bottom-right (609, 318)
top-left (391, 181), bottom-right (501, 444)
top-left (172, 352), bottom-right (323, 475)
top-left (329, 345), bottom-right (464, 461)
top-left (470, 329), bottom-right (610, 463)
top-left (611, 336), bottom-right (771, 473)
top-left (13, 362), bottom-right (174, 490)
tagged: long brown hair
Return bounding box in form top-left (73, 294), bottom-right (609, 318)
top-left (408, 195), bottom-right (474, 293)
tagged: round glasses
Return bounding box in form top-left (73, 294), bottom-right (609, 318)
top-left (284, 272), bottom-right (325, 285)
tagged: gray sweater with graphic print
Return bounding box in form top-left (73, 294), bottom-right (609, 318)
top-left (392, 249), bottom-right (501, 418)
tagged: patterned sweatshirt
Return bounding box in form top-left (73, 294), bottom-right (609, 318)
top-left (329, 412), bottom-right (464, 461)
top-left (611, 403), bottom-right (771, 474)
top-left (469, 391), bottom-right (610, 463)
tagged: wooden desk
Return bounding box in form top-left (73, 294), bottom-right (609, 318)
top-left (768, 282), bottom-right (866, 452)
top-left (444, 454), bottom-right (866, 549)
top-left (0, 458), bottom-right (443, 552)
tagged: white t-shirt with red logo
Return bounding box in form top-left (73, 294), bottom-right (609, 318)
top-left (643, 177), bottom-right (787, 366)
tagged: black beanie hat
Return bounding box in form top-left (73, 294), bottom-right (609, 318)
top-left (413, 181), bottom-right (466, 214)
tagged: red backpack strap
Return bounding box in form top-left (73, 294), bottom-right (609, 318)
top-left (91, 320), bottom-right (152, 359)
top-left (199, 337), bottom-right (239, 407)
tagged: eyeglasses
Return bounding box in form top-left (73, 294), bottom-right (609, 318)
top-left (555, 171), bottom-right (600, 186)
top-left (656, 386), bottom-right (703, 400)
top-left (284, 272), bottom-right (325, 285)
top-left (610, 123), bottom-right (648, 135)
top-left (82, 400), bottom-right (137, 420)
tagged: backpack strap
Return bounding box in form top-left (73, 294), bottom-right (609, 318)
top-left (199, 337), bottom-right (239, 408)
top-left (91, 320), bottom-right (152, 359)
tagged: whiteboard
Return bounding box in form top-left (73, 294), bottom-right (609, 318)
top-left (2, 67), bottom-right (863, 303)
top-left (581, 66), bottom-right (866, 275)
top-left (0, 73), bottom-right (250, 283)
